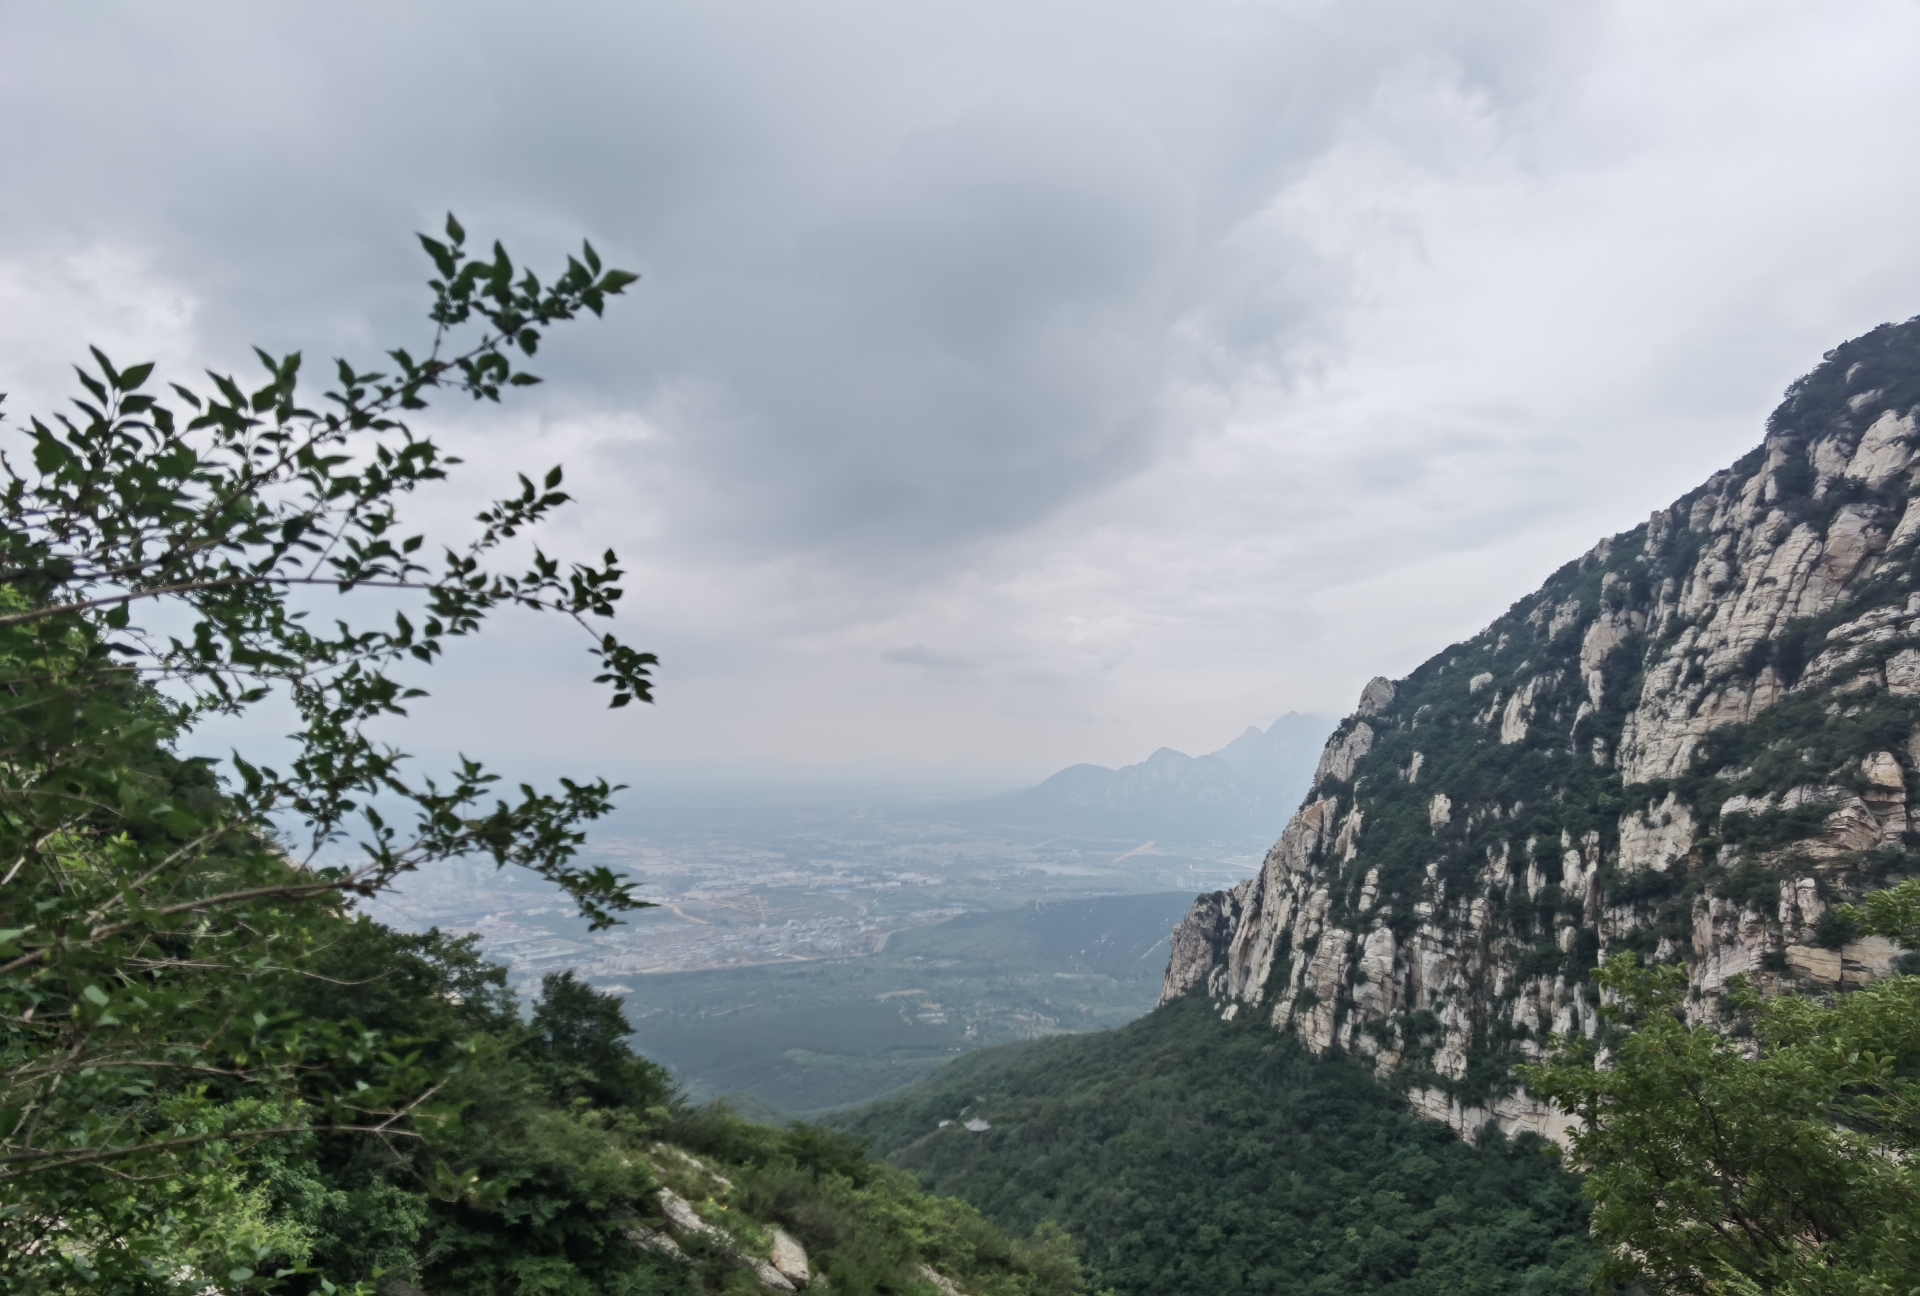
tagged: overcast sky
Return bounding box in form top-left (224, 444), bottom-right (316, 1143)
top-left (4, 1), bottom-right (1919, 779)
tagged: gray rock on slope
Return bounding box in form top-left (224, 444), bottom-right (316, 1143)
top-left (769, 1229), bottom-right (811, 1287)
top-left (1163, 315), bottom-right (1920, 1144)
top-left (650, 1188), bottom-right (801, 1291)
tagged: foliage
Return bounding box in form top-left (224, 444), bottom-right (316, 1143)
top-left (667, 1106), bottom-right (1083, 1296)
top-left (1524, 880), bottom-right (1920, 1295)
top-left (836, 995), bottom-right (1600, 1296)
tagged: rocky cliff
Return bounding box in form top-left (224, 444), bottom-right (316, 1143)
top-left (1161, 315), bottom-right (1920, 1143)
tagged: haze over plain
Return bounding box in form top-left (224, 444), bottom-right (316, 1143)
top-left (4, 1), bottom-right (1919, 779)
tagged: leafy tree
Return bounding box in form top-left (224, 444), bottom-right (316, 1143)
top-left (526, 970), bottom-right (675, 1111)
top-left (1525, 879), bottom-right (1920, 1295)
top-left (0, 216), bottom-right (650, 1289)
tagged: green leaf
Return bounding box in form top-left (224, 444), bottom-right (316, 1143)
top-left (417, 234), bottom-right (457, 279)
top-left (88, 345), bottom-right (122, 388)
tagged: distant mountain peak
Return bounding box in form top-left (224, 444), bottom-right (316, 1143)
top-left (951, 714), bottom-right (1334, 841)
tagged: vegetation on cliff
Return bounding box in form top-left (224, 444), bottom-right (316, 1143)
top-left (1527, 880), bottom-right (1920, 1294)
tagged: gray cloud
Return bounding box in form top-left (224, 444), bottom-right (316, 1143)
top-left (625, 89), bottom-right (1191, 557)
top-left (0, 1), bottom-right (1576, 563)
top-left (880, 645), bottom-right (980, 673)
top-left (4, 1), bottom-right (1920, 772)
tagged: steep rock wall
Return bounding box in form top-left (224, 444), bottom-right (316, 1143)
top-left (1163, 316), bottom-right (1920, 1143)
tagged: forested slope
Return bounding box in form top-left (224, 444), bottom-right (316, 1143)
top-left (834, 997), bottom-right (1597, 1296)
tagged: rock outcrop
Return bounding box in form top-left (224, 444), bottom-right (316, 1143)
top-left (1162, 315), bottom-right (1920, 1143)
top-left (624, 1148), bottom-right (816, 1290)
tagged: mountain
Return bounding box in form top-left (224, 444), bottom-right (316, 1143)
top-left (1162, 314), bottom-right (1920, 1142)
top-left (830, 317), bottom-right (1920, 1296)
top-left (954, 713), bottom-right (1332, 840)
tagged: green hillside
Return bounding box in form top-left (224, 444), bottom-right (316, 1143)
top-left (834, 997), bottom-right (1599, 1295)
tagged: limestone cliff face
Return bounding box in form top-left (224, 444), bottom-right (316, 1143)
top-left (1162, 316), bottom-right (1920, 1143)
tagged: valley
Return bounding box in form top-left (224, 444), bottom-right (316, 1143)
top-left (617, 892), bottom-right (1197, 1114)
top-left (361, 716), bottom-right (1328, 1112)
